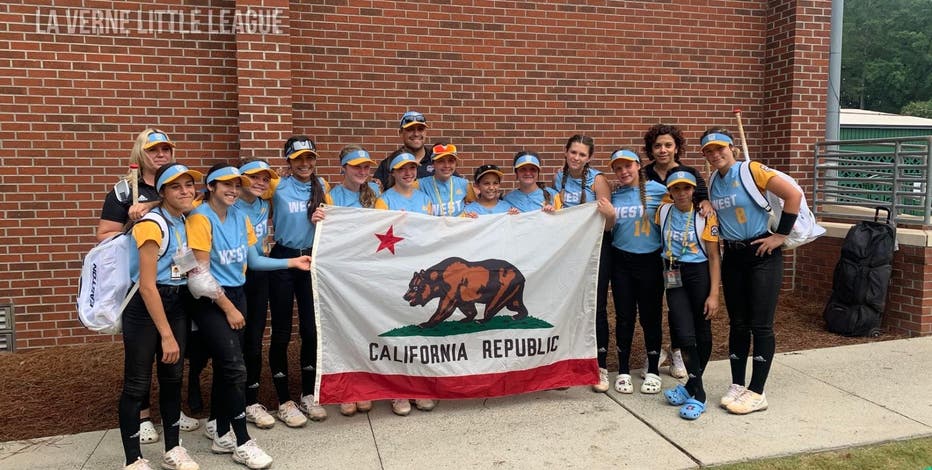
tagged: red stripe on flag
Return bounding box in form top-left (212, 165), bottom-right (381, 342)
top-left (318, 358), bottom-right (599, 404)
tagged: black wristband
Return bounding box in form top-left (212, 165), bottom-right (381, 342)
top-left (775, 212), bottom-right (798, 235)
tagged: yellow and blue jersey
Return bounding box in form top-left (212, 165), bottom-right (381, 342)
top-left (503, 187), bottom-right (563, 212)
top-left (463, 199), bottom-right (513, 215)
top-left (234, 197), bottom-right (271, 241)
top-left (709, 161), bottom-right (775, 241)
top-left (186, 204), bottom-right (257, 287)
top-left (656, 203), bottom-right (719, 263)
top-left (609, 181), bottom-right (666, 253)
top-left (129, 209), bottom-right (186, 285)
top-left (375, 188), bottom-right (433, 214)
top-left (271, 176), bottom-right (329, 249)
top-left (417, 175), bottom-right (473, 216)
top-left (326, 182), bottom-right (381, 208)
top-left (552, 167), bottom-right (602, 207)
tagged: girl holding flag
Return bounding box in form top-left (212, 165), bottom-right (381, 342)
top-left (702, 128), bottom-right (801, 415)
top-left (186, 163), bottom-right (311, 469)
top-left (595, 149), bottom-right (667, 396)
top-left (503, 151), bottom-right (561, 213)
top-left (656, 170), bottom-right (720, 420)
top-left (552, 135), bottom-right (612, 392)
top-left (464, 164), bottom-right (516, 216)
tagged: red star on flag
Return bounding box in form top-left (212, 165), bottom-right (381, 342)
top-left (375, 225), bottom-right (404, 254)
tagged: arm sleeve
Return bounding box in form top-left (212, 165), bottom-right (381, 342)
top-left (693, 168), bottom-right (709, 202)
top-left (185, 213), bottom-right (213, 252)
top-left (246, 244), bottom-right (290, 271)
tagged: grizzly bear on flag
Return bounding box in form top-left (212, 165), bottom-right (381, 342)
top-left (404, 257), bottom-right (530, 328)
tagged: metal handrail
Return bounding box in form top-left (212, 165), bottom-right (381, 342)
top-left (813, 136), bottom-right (932, 226)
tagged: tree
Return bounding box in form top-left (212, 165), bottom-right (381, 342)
top-left (901, 99), bottom-right (932, 118)
top-left (841, 0), bottom-right (932, 113)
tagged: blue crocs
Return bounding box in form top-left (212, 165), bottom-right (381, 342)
top-left (679, 398), bottom-right (706, 420)
top-left (664, 384), bottom-right (692, 406)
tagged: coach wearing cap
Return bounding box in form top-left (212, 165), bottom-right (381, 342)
top-left (374, 111), bottom-right (435, 190)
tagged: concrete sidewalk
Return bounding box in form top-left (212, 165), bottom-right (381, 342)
top-left (3, 336), bottom-right (931, 470)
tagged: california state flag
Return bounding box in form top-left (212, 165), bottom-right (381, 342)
top-left (312, 204), bottom-right (602, 403)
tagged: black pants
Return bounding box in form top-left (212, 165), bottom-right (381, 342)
top-left (119, 286), bottom-right (190, 465)
top-left (194, 286), bottom-right (251, 446)
top-left (268, 244), bottom-right (317, 402)
top-left (666, 261), bottom-right (713, 401)
top-left (610, 248), bottom-right (664, 375)
top-left (595, 231), bottom-right (612, 368)
top-left (722, 243), bottom-right (783, 394)
top-left (243, 268), bottom-right (270, 406)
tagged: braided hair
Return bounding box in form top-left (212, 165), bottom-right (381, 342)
top-left (561, 134), bottom-right (595, 204)
top-left (283, 136), bottom-right (326, 222)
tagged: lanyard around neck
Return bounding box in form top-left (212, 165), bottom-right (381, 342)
top-left (665, 205), bottom-right (693, 263)
top-left (431, 177), bottom-right (454, 216)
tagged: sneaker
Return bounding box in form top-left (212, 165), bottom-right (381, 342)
top-left (614, 374), bottom-right (634, 394)
top-left (299, 394), bottom-right (328, 421)
top-left (669, 349), bottom-right (687, 379)
top-left (232, 439), bottom-right (273, 469)
top-left (139, 420), bottom-right (160, 444)
top-left (339, 402), bottom-right (357, 416)
top-left (245, 404), bottom-right (275, 429)
top-left (719, 384), bottom-right (747, 409)
top-left (161, 445), bottom-right (199, 470)
top-left (125, 458), bottom-right (155, 470)
top-left (592, 368), bottom-right (610, 393)
top-left (211, 430), bottom-right (236, 454)
top-left (391, 399), bottom-right (411, 416)
top-left (726, 390), bottom-right (768, 415)
top-left (414, 399), bottom-right (436, 412)
top-left (276, 400), bottom-right (307, 428)
top-left (356, 401), bottom-right (372, 413)
top-left (202, 419), bottom-right (217, 441)
top-left (178, 411), bottom-right (201, 432)
top-left (640, 348), bottom-right (669, 379)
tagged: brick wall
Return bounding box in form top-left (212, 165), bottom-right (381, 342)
top-left (795, 236), bottom-right (932, 337)
top-left (0, 0), bottom-right (843, 350)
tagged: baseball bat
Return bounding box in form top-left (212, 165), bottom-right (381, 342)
top-left (129, 163), bottom-right (139, 205)
top-left (733, 108), bottom-right (751, 161)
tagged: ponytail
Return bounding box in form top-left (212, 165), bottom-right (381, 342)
top-left (307, 175), bottom-right (325, 221)
top-left (637, 167), bottom-right (648, 225)
top-left (359, 182), bottom-right (377, 208)
top-left (537, 182), bottom-right (552, 204)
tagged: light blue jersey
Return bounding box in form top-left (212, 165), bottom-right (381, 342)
top-left (376, 188), bottom-right (432, 214)
top-left (709, 162), bottom-right (772, 241)
top-left (272, 176), bottom-right (327, 249)
top-left (503, 187), bottom-right (559, 212)
top-left (464, 199), bottom-right (513, 215)
top-left (234, 197), bottom-right (271, 240)
top-left (552, 167), bottom-right (602, 207)
top-left (187, 203), bottom-right (256, 287)
top-left (128, 208), bottom-right (187, 285)
top-left (609, 180), bottom-right (666, 253)
top-left (328, 182), bottom-right (381, 208)
top-left (658, 204), bottom-right (719, 264)
top-left (418, 175), bottom-right (471, 216)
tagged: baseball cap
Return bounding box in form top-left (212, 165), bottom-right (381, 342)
top-left (206, 166), bottom-right (251, 186)
top-left (156, 164), bottom-right (203, 192)
top-left (341, 149), bottom-right (376, 166)
top-left (432, 143), bottom-right (458, 160)
top-left (285, 138), bottom-right (319, 160)
top-left (666, 170), bottom-right (697, 188)
top-left (513, 152), bottom-right (541, 169)
top-left (143, 131), bottom-right (175, 150)
top-left (701, 132), bottom-right (734, 151)
top-left (239, 160), bottom-right (280, 180)
top-left (473, 164), bottom-right (504, 182)
top-left (399, 111), bottom-right (428, 129)
top-left (610, 149), bottom-right (640, 166)
top-left (390, 152), bottom-right (418, 170)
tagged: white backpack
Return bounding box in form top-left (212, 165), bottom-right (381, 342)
top-left (711, 161), bottom-right (825, 250)
top-left (77, 211), bottom-right (170, 334)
